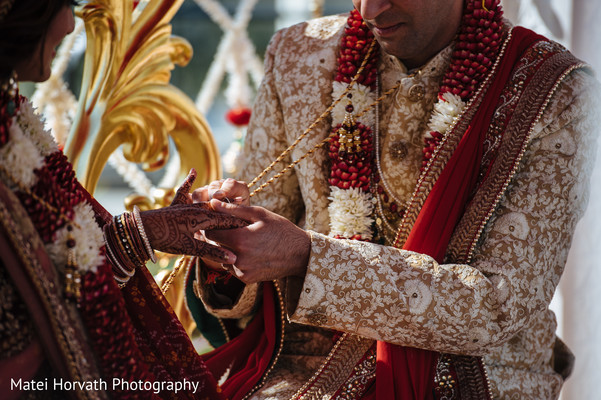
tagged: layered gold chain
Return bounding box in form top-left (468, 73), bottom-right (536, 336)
top-left (247, 39), bottom-right (403, 198)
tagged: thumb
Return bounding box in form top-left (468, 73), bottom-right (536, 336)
top-left (210, 198), bottom-right (259, 222)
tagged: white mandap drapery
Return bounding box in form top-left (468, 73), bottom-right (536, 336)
top-left (557, 1), bottom-right (601, 399)
top-left (502, 0), bottom-right (601, 399)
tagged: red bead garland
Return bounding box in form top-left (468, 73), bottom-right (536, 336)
top-left (328, 10), bottom-right (377, 197)
top-left (328, 122), bottom-right (373, 192)
top-left (336, 10), bottom-right (378, 87)
top-left (328, 2), bottom-right (507, 240)
top-left (425, 0), bottom-right (504, 167)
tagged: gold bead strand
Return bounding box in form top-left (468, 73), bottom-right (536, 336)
top-left (247, 40), bottom-right (378, 195)
top-left (248, 78), bottom-right (403, 198)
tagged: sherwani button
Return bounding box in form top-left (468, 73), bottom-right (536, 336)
top-left (308, 312), bottom-right (327, 325)
top-left (408, 84), bottom-right (426, 102)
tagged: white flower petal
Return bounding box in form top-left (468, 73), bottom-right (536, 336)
top-left (331, 82), bottom-right (376, 127)
top-left (426, 92), bottom-right (465, 135)
top-left (17, 100), bottom-right (58, 156)
top-left (328, 186), bottom-right (374, 239)
top-left (46, 202), bottom-right (105, 273)
top-left (0, 122), bottom-right (43, 189)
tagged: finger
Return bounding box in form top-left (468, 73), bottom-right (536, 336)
top-left (209, 199), bottom-right (262, 222)
top-left (195, 241), bottom-right (237, 264)
top-left (207, 179), bottom-right (229, 201)
top-left (184, 203), bottom-right (250, 230)
top-left (192, 201), bottom-right (213, 211)
top-left (210, 189), bottom-right (227, 201)
top-left (192, 186), bottom-right (210, 203)
top-left (219, 178), bottom-right (250, 205)
top-left (171, 168), bottom-right (197, 205)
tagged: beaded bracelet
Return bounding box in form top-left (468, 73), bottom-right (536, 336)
top-left (124, 211), bottom-right (149, 263)
top-left (103, 213), bottom-right (149, 287)
top-left (110, 215), bottom-right (139, 271)
top-left (103, 224), bottom-right (135, 280)
top-left (104, 207), bottom-right (159, 287)
top-left (132, 205), bottom-right (157, 263)
top-left (115, 214), bottom-right (144, 267)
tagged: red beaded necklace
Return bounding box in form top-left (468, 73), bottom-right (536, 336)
top-left (327, 1), bottom-right (505, 241)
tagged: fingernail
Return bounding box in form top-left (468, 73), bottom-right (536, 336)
top-left (212, 190), bottom-right (225, 199)
top-left (225, 252), bottom-right (237, 264)
top-left (210, 198), bottom-right (225, 209)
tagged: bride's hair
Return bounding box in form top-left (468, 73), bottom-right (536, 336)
top-left (0, 0), bottom-right (79, 80)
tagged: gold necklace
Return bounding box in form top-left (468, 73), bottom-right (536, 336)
top-left (247, 40), bottom-right (402, 198)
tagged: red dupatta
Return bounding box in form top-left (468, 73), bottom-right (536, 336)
top-left (374, 27), bottom-right (546, 399)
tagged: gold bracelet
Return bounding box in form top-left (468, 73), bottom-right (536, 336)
top-left (132, 205), bottom-right (157, 263)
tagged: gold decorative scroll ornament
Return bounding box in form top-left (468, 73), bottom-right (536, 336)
top-left (65, 0), bottom-right (221, 197)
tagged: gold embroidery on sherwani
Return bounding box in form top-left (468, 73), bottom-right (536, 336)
top-left (447, 40), bottom-right (590, 263)
top-left (199, 14), bottom-right (600, 399)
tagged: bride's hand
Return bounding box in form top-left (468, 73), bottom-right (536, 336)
top-left (139, 170), bottom-right (249, 263)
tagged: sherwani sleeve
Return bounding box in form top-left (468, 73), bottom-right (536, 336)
top-left (195, 28), bottom-right (306, 318)
top-left (289, 69), bottom-right (600, 356)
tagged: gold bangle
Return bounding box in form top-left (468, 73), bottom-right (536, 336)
top-left (132, 205), bottom-right (157, 263)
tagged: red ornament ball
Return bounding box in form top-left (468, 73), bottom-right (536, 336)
top-left (225, 107), bottom-right (252, 126)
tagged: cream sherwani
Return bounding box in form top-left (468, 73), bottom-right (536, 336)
top-left (197, 15), bottom-right (600, 399)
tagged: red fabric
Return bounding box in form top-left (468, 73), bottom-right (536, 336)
top-left (0, 341), bottom-right (44, 400)
top-left (82, 187), bottom-right (224, 399)
top-left (119, 266), bottom-right (223, 399)
top-left (374, 27), bottom-right (545, 400)
top-left (201, 283), bottom-right (279, 399)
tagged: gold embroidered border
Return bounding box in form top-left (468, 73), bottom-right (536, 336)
top-left (289, 334), bottom-right (375, 400)
top-left (393, 27), bottom-right (514, 248)
top-left (333, 344), bottom-right (376, 399)
top-left (0, 190), bottom-right (106, 400)
top-left (451, 354), bottom-right (492, 400)
top-left (446, 44), bottom-right (589, 263)
top-left (242, 280), bottom-right (287, 400)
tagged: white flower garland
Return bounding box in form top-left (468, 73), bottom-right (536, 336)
top-left (328, 186), bottom-right (374, 240)
top-left (327, 77), bottom-right (465, 239)
top-left (331, 81), bottom-right (375, 127)
top-left (425, 92), bottom-right (465, 139)
top-left (328, 81), bottom-right (376, 239)
top-left (0, 98), bottom-right (105, 273)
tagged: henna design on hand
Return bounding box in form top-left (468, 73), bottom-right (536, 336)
top-left (171, 169), bottom-right (197, 206)
top-left (141, 203), bottom-right (248, 261)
